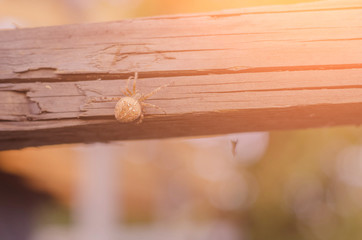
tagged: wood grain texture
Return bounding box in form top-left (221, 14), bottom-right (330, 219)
top-left (1, 0), bottom-right (362, 150)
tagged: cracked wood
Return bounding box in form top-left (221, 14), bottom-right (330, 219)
top-left (1, 0), bottom-right (362, 150)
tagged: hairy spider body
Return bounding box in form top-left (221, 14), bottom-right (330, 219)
top-left (89, 72), bottom-right (168, 124)
top-left (114, 96), bottom-right (142, 123)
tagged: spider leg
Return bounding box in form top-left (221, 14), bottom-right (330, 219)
top-left (123, 75), bottom-right (134, 96)
top-left (141, 102), bottom-right (166, 114)
top-left (140, 82), bottom-right (171, 101)
top-left (132, 72), bottom-right (138, 95)
top-left (122, 90), bottom-right (131, 96)
top-left (135, 112), bottom-right (144, 124)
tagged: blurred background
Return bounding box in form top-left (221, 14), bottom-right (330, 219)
top-left (2, 0), bottom-right (362, 240)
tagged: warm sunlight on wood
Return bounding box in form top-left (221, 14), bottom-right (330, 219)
top-left (1, 0), bottom-right (362, 149)
top-left (1, 1), bottom-right (362, 239)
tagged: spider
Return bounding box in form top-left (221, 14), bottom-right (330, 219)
top-left (88, 72), bottom-right (168, 124)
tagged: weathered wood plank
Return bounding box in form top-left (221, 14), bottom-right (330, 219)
top-left (1, 0), bottom-right (362, 150)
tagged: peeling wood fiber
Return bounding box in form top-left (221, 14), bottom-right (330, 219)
top-left (1, 0), bottom-right (362, 150)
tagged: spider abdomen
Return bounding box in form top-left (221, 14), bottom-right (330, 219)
top-left (114, 97), bottom-right (142, 123)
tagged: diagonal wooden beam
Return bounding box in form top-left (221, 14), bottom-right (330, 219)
top-left (1, 0), bottom-right (362, 150)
